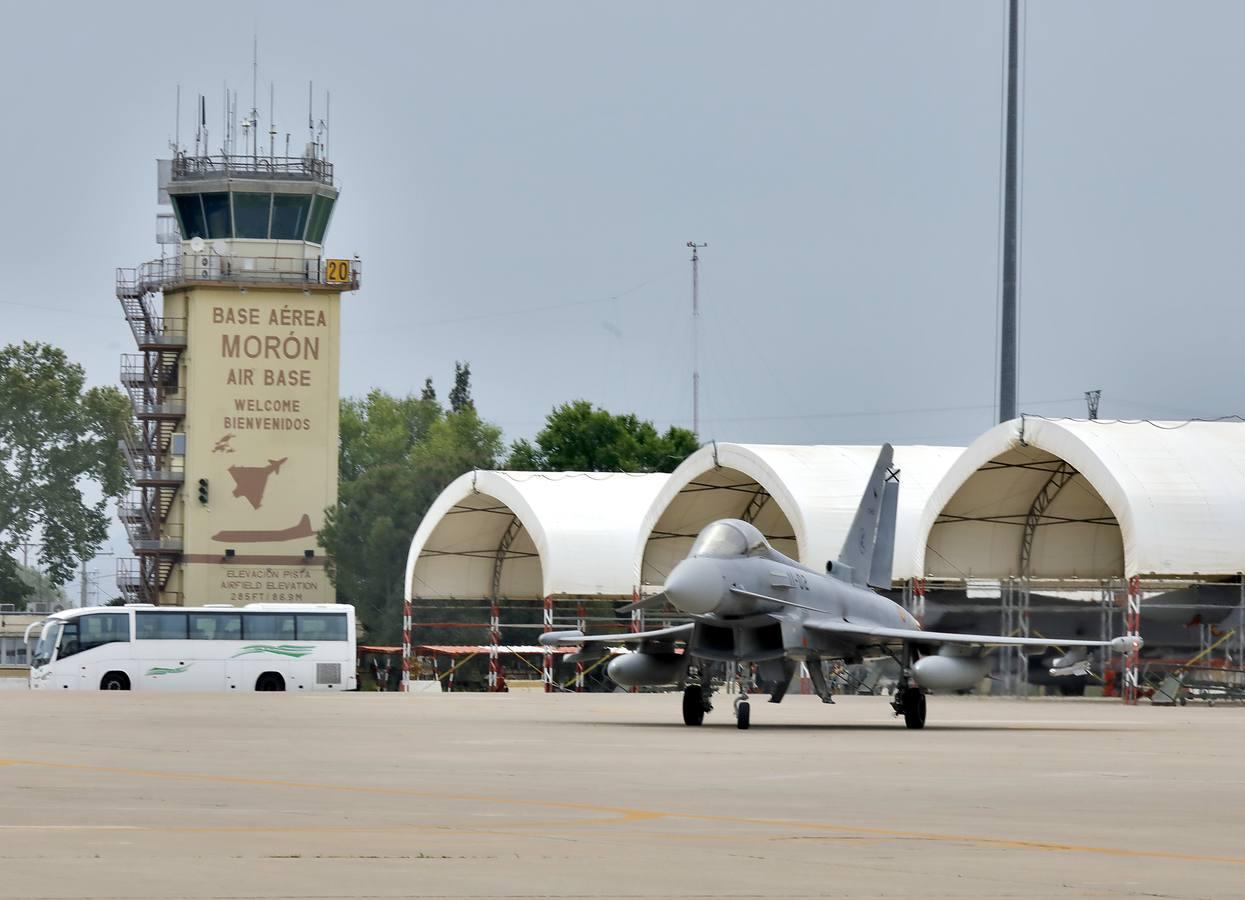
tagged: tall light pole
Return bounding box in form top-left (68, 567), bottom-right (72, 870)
top-left (687, 241), bottom-right (707, 436)
top-left (998, 0), bottom-right (1021, 422)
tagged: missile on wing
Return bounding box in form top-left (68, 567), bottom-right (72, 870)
top-left (910, 653), bottom-right (990, 692)
top-left (607, 651), bottom-right (686, 687)
top-left (1049, 646), bottom-right (1092, 677)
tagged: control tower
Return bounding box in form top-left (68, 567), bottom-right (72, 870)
top-left (116, 104), bottom-right (359, 606)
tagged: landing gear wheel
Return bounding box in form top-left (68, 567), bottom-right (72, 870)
top-left (902, 687), bottom-right (926, 729)
top-left (736, 699), bottom-right (751, 730)
top-left (682, 685), bottom-right (706, 726)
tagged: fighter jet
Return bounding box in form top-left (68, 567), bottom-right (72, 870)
top-left (540, 444), bottom-right (1142, 729)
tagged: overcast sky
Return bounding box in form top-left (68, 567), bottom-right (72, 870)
top-left (4, 1), bottom-right (1243, 600)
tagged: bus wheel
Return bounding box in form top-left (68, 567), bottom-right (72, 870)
top-left (256, 673), bottom-right (286, 692)
top-left (101, 672), bottom-right (130, 691)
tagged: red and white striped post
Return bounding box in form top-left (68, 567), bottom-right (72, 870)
top-left (913, 578), bottom-right (927, 627)
top-left (629, 589), bottom-right (644, 694)
top-left (575, 600), bottom-right (586, 692)
top-left (542, 595), bottom-right (554, 692)
top-left (488, 598), bottom-right (501, 691)
top-left (1124, 575), bottom-right (1142, 705)
top-left (401, 598), bottom-right (411, 693)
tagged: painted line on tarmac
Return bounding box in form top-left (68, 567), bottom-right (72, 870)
top-left (2, 756), bottom-right (1242, 868)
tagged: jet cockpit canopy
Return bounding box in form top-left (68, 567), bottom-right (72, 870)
top-left (689, 519), bottom-right (770, 559)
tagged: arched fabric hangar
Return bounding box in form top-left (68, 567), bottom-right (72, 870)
top-left (637, 443), bottom-right (964, 590)
top-left (404, 470), bottom-right (670, 604)
top-left (916, 418), bottom-right (1245, 581)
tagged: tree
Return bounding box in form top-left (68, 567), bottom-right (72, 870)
top-left (507, 400), bottom-right (699, 473)
top-left (1, 562), bottom-right (69, 610)
top-left (338, 389), bottom-right (441, 484)
top-left (0, 342), bottom-right (130, 607)
top-left (322, 371), bottom-right (502, 641)
top-left (448, 361), bottom-right (473, 413)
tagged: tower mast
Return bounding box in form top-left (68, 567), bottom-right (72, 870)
top-left (687, 241), bottom-right (707, 437)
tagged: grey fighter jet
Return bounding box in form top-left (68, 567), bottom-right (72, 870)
top-left (540, 444), bottom-right (1142, 729)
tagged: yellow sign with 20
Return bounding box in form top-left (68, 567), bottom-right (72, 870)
top-left (324, 259), bottom-right (353, 285)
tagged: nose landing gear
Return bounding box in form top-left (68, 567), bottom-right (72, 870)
top-left (734, 663), bottom-right (751, 730)
top-left (734, 696), bottom-right (751, 729)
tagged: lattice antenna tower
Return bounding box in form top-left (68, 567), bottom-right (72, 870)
top-left (687, 241), bottom-right (708, 437)
top-left (1085, 390), bottom-right (1101, 420)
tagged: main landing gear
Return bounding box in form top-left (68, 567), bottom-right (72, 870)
top-left (891, 643), bottom-right (926, 729)
top-left (893, 686), bottom-right (926, 729)
top-left (682, 684), bottom-right (707, 726)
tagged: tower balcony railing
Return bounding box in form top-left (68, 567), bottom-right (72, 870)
top-left (117, 254), bottom-right (360, 295)
top-left (132, 400), bottom-right (187, 419)
top-left (171, 153), bottom-right (334, 186)
top-left (118, 438), bottom-right (184, 485)
top-left (116, 559), bottom-right (143, 593)
top-left (129, 521), bottom-right (184, 554)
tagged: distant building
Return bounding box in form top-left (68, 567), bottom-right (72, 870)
top-left (116, 103), bottom-right (359, 605)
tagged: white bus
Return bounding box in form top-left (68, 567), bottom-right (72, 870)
top-left (25, 603), bottom-right (357, 692)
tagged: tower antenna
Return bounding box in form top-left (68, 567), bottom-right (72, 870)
top-left (1085, 390), bottom-right (1101, 421)
top-left (687, 241), bottom-right (708, 437)
top-left (269, 83), bottom-right (276, 161)
top-left (248, 35), bottom-right (259, 160)
top-left (174, 84), bottom-right (181, 154)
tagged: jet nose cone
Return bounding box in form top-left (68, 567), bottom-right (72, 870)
top-left (664, 558), bottom-right (723, 615)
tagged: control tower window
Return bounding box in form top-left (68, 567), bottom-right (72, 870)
top-left (306, 195), bottom-right (335, 244)
top-left (174, 195), bottom-right (207, 240)
top-left (201, 192), bottom-right (232, 239)
top-left (233, 192), bottom-right (272, 239)
top-left (271, 194), bottom-right (311, 240)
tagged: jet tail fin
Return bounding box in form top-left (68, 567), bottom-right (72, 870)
top-left (833, 444), bottom-right (895, 587)
top-left (867, 475), bottom-right (899, 590)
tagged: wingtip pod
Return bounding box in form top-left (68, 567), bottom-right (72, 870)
top-left (539, 630), bottom-right (584, 647)
top-left (1110, 635), bottom-right (1144, 653)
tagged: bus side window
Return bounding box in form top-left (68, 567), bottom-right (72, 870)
top-left (242, 613), bottom-right (295, 641)
top-left (187, 613), bottom-right (242, 640)
top-left (219, 614), bottom-right (242, 640)
top-left (77, 613), bottom-right (131, 653)
top-left (136, 612), bottom-right (188, 640)
top-left (296, 614), bottom-right (347, 641)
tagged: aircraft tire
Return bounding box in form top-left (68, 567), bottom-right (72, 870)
top-left (736, 700), bottom-right (751, 730)
top-left (682, 685), bottom-right (706, 726)
top-left (902, 688), bottom-right (926, 729)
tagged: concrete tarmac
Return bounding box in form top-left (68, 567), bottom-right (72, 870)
top-left (0, 691), bottom-right (1241, 899)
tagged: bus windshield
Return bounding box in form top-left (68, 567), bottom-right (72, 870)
top-left (32, 621), bottom-right (61, 668)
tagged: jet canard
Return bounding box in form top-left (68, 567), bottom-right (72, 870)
top-left (541, 444), bottom-right (1142, 730)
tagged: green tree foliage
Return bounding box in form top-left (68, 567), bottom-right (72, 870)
top-left (0, 343), bottom-right (130, 608)
top-left (322, 372), bottom-right (502, 641)
top-left (507, 400), bottom-right (699, 473)
top-left (448, 361), bottom-right (473, 413)
top-left (1, 563), bottom-right (69, 609)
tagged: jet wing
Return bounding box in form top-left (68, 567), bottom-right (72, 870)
top-left (538, 623), bottom-right (693, 647)
top-left (804, 619), bottom-right (1140, 652)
